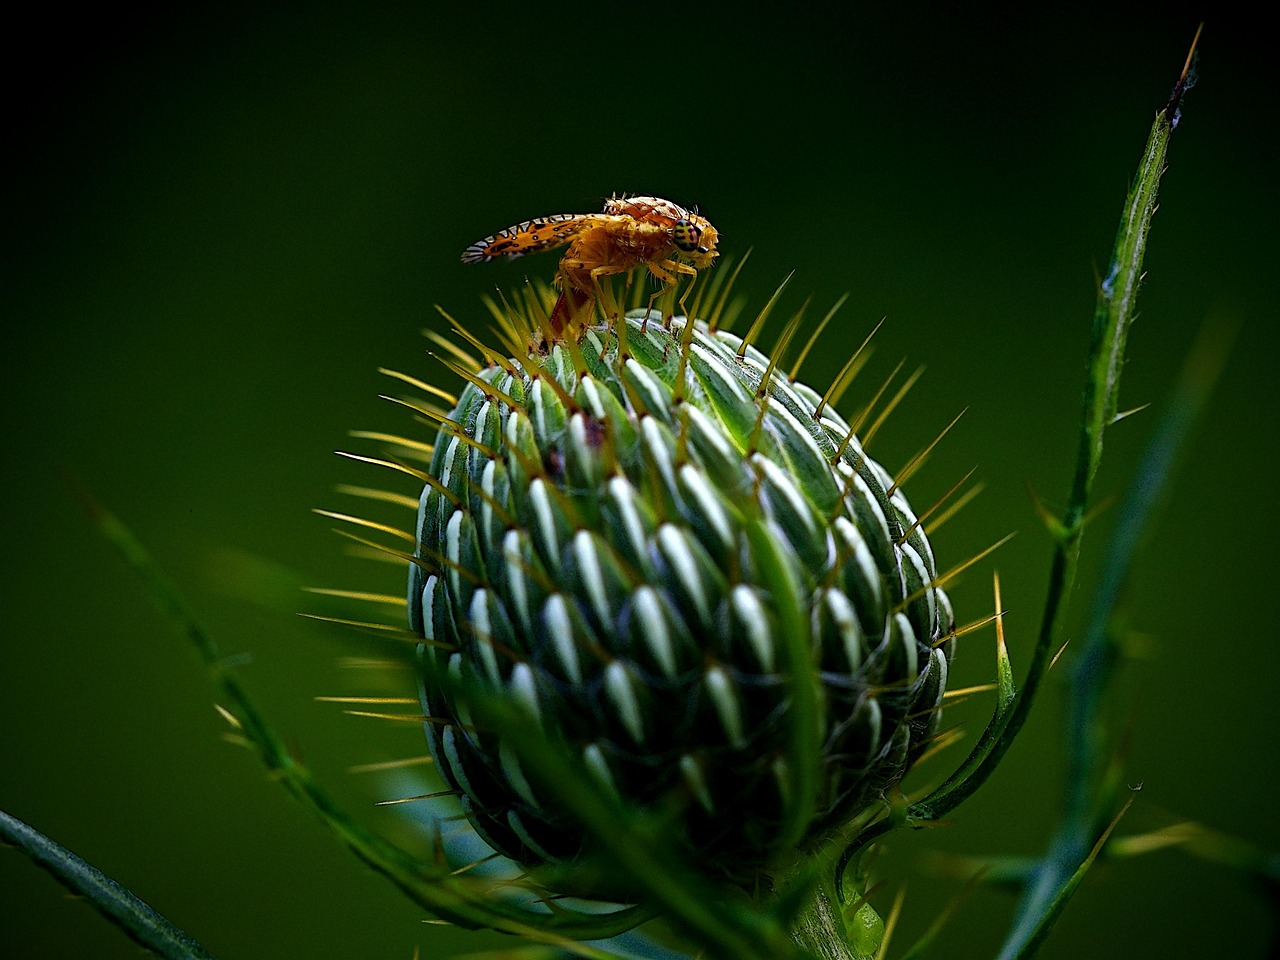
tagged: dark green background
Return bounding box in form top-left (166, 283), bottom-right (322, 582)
top-left (4, 5), bottom-right (1276, 958)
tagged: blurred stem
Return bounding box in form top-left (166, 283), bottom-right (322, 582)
top-left (82, 495), bottom-right (650, 944)
top-left (1000, 313), bottom-right (1235, 956)
top-left (1067, 316), bottom-right (1234, 827)
top-left (0, 809), bottom-right (219, 960)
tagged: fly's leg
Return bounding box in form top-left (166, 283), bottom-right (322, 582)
top-left (646, 259), bottom-right (697, 327)
top-left (675, 265), bottom-right (702, 321)
top-left (587, 262), bottom-right (631, 325)
top-left (551, 259), bottom-right (597, 335)
top-left (553, 256), bottom-right (633, 332)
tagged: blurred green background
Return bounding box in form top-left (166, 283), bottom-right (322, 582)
top-left (4, 4), bottom-right (1277, 958)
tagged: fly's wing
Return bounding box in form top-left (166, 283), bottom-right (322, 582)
top-left (460, 213), bottom-right (595, 264)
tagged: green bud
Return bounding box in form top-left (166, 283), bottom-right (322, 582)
top-left (408, 305), bottom-right (954, 893)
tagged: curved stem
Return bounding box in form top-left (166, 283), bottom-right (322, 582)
top-left (0, 809), bottom-right (219, 960)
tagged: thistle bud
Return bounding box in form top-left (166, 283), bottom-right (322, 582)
top-left (408, 302), bottom-right (954, 893)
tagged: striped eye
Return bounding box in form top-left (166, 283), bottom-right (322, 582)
top-left (672, 219), bottom-right (702, 252)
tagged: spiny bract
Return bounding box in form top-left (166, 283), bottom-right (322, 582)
top-left (403, 292), bottom-right (955, 893)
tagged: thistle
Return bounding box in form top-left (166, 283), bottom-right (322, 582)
top-left (404, 272), bottom-right (957, 918)
top-left (6, 31), bottom-right (1246, 960)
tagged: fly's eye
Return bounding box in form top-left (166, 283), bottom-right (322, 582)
top-left (672, 219), bottom-right (701, 253)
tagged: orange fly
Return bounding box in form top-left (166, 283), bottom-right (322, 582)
top-left (461, 195), bottom-right (720, 333)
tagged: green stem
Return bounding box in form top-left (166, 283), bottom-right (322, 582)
top-left (0, 809), bottom-right (219, 960)
top-left (780, 856), bottom-right (880, 960)
top-left (836, 34), bottom-right (1200, 899)
top-left (906, 35), bottom-right (1196, 825)
top-left (788, 886), bottom-right (862, 960)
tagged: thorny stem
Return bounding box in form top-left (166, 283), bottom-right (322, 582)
top-left (838, 30), bottom-right (1199, 891)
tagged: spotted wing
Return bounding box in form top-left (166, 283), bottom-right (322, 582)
top-left (460, 213), bottom-right (595, 264)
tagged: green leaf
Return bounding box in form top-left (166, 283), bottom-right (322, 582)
top-left (743, 513), bottom-right (822, 852)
